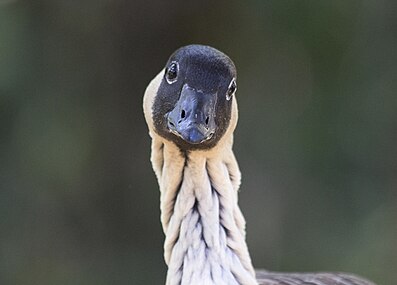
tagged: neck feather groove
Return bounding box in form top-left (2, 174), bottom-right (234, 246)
top-left (151, 136), bottom-right (257, 285)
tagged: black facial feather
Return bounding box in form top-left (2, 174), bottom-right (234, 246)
top-left (152, 45), bottom-right (237, 150)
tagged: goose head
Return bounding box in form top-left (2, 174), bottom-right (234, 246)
top-left (144, 44), bottom-right (238, 151)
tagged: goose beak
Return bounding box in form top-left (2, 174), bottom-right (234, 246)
top-left (167, 84), bottom-right (217, 144)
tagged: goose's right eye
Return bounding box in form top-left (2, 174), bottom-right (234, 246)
top-left (165, 62), bottom-right (179, 84)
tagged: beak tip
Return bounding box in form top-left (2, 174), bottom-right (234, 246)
top-left (183, 128), bottom-right (206, 144)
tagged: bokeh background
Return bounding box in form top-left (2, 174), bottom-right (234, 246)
top-left (1, 0), bottom-right (396, 284)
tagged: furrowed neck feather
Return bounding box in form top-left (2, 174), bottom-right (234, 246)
top-left (149, 133), bottom-right (257, 285)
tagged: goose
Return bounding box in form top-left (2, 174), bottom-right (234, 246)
top-left (142, 44), bottom-right (376, 285)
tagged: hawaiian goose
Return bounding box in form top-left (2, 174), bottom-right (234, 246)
top-left (142, 44), bottom-right (376, 285)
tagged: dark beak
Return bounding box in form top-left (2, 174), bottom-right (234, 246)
top-left (167, 84), bottom-right (217, 144)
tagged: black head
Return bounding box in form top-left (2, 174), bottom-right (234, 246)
top-left (152, 45), bottom-right (237, 151)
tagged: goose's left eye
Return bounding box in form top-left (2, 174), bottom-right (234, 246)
top-left (226, 78), bottom-right (237, 101)
top-left (165, 62), bottom-right (179, 84)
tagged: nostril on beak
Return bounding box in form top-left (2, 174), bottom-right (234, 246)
top-left (205, 117), bottom-right (209, 126)
top-left (177, 109), bottom-right (186, 124)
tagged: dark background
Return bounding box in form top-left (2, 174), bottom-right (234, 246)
top-left (1, 1), bottom-right (396, 284)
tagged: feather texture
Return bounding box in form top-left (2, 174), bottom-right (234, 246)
top-left (151, 135), bottom-right (257, 285)
top-left (255, 271), bottom-right (376, 285)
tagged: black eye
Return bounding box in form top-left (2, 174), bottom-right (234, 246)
top-left (226, 78), bottom-right (237, 101)
top-left (165, 61), bottom-right (179, 84)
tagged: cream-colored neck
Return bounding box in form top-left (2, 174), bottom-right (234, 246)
top-left (149, 133), bottom-right (257, 285)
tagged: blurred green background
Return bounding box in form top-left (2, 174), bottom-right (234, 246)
top-left (1, 0), bottom-right (396, 284)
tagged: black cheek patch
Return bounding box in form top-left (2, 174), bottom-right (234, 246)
top-left (152, 78), bottom-right (182, 138)
top-left (211, 92), bottom-right (232, 146)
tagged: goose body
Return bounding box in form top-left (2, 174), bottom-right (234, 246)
top-left (143, 45), bottom-right (376, 285)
